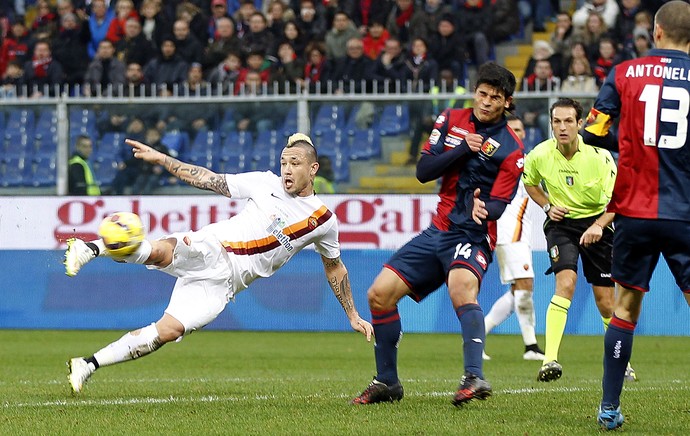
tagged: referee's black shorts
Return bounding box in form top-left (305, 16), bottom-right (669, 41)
top-left (543, 215), bottom-right (614, 287)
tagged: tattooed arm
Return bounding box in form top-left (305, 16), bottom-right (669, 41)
top-left (125, 138), bottom-right (231, 197)
top-left (321, 254), bottom-right (373, 341)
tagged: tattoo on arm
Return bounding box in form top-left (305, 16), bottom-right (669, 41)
top-left (164, 156), bottom-right (231, 196)
top-left (329, 271), bottom-right (355, 315)
top-left (322, 256), bottom-right (342, 269)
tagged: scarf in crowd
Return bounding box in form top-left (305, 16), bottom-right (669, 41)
top-left (396, 4), bottom-right (414, 28)
top-left (32, 56), bottom-right (52, 78)
top-left (359, 0), bottom-right (372, 26)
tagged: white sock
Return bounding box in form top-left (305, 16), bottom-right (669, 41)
top-left (123, 240), bottom-right (152, 264)
top-left (514, 289), bottom-right (538, 346)
top-left (90, 239), bottom-right (107, 256)
top-left (93, 323), bottom-right (163, 367)
top-left (485, 290), bottom-right (514, 333)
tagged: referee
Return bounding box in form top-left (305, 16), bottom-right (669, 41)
top-left (522, 98), bottom-right (634, 382)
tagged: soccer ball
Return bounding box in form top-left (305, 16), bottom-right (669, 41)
top-left (98, 212), bottom-right (145, 258)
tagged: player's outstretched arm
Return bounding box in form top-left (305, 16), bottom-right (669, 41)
top-left (125, 138), bottom-right (231, 197)
top-left (320, 255), bottom-right (373, 341)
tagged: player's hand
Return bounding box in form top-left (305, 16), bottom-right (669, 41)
top-left (547, 205), bottom-right (569, 222)
top-left (350, 315), bottom-right (373, 342)
top-left (579, 223), bottom-right (603, 247)
top-left (126, 138), bottom-right (165, 164)
top-left (465, 133), bottom-right (483, 152)
top-left (471, 188), bottom-right (487, 225)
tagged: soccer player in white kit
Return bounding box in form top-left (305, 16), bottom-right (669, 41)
top-left (483, 116), bottom-right (545, 361)
top-left (64, 133), bottom-right (374, 394)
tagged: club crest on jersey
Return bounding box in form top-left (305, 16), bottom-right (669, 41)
top-left (429, 129), bottom-right (441, 145)
top-left (549, 245), bottom-right (559, 262)
top-left (480, 138), bottom-right (501, 157)
top-left (566, 176), bottom-right (574, 186)
top-left (308, 216), bottom-right (318, 229)
top-left (475, 251), bottom-right (488, 270)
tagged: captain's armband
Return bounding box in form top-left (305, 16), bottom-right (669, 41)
top-left (584, 108), bottom-right (613, 137)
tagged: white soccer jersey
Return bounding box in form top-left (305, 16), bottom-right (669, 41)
top-left (496, 180), bottom-right (532, 246)
top-left (197, 171), bottom-right (340, 292)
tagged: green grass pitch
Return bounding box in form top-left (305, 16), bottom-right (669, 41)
top-left (1, 330), bottom-right (688, 435)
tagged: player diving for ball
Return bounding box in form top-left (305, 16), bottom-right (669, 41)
top-left (63, 133), bottom-right (373, 394)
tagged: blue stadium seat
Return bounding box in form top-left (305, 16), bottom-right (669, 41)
top-left (311, 103), bottom-right (346, 136)
top-left (69, 108), bottom-right (97, 139)
top-left (0, 156), bottom-right (28, 187)
top-left (34, 133), bottom-right (57, 160)
top-left (523, 127), bottom-right (545, 153)
top-left (29, 156), bottom-right (57, 187)
top-left (280, 104), bottom-right (298, 136)
top-left (251, 130), bottom-right (281, 172)
top-left (36, 108), bottom-right (57, 135)
top-left (378, 103), bottom-right (409, 136)
top-left (161, 130), bottom-right (190, 158)
top-left (95, 132), bottom-right (125, 161)
top-left (92, 157), bottom-right (119, 187)
top-left (349, 128), bottom-right (382, 160)
top-left (315, 130), bottom-right (350, 183)
top-left (252, 152), bottom-right (280, 173)
top-left (6, 109), bottom-right (35, 136)
top-left (185, 130), bottom-right (220, 162)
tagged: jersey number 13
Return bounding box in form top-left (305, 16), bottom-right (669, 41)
top-left (639, 84), bottom-right (689, 148)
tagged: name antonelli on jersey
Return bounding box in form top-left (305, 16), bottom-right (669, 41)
top-left (624, 63), bottom-right (690, 81)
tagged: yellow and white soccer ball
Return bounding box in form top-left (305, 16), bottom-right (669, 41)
top-left (98, 212), bottom-right (145, 258)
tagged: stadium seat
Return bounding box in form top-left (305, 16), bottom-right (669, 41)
top-left (36, 108), bottom-right (57, 135)
top-left (29, 156), bottom-right (57, 187)
top-left (69, 108), bottom-right (97, 139)
top-left (6, 109), bottom-right (35, 136)
top-left (0, 156), bottom-right (28, 187)
top-left (252, 130), bottom-right (280, 159)
top-left (523, 127), bottom-right (545, 153)
top-left (95, 132), bottom-right (126, 161)
top-left (92, 157), bottom-right (119, 187)
top-left (349, 128), bottom-right (382, 160)
top-left (34, 133), bottom-right (58, 160)
top-left (161, 130), bottom-right (190, 158)
top-left (311, 103), bottom-right (346, 136)
top-left (280, 104), bottom-right (298, 136)
top-left (315, 130), bottom-right (350, 183)
top-left (218, 130), bottom-right (252, 165)
top-left (378, 103), bottom-right (409, 136)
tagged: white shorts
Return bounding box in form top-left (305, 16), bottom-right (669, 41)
top-left (150, 232), bottom-right (234, 334)
top-left (494, 241), bottom-right (534, 285)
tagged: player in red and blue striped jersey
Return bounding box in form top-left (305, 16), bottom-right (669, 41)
top-left (582, 1), bottom-right (690, 430)
top-left (352, 62), bottom-right (524, 407)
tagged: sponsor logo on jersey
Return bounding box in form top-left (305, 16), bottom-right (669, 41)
top-left (429, 129), bottom-right (441, 145)
top-left (435, 114), bottom-right (446, 125)
top-left (475, 251), bottom-right (487, 270)
top-left (444, 134), bottom-right (463, 148)
top-left (267, 216), bottom-right (294, 251)
top-left (516, 157), bottom-right (524, 169)
top-left (566, 176), bottom-right (574, 186)
top-left (450, 126), bottom-right (469, 136)
top-left (480, 137), bottom-right (501, 157)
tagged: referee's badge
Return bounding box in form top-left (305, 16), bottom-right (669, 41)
top-left (566, 176), bottom-right (574, 186)
top-left (549, 245), bottom-right (559, 262)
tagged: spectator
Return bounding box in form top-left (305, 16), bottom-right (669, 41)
top-left (313, 155), bottom-right (335, 194)
top-left (235, 47), bottom-right (272, 93)
top-left (22, 39), bottom-right (65, 97)
top-left (266, 0), bottom-right (294, 40)
top-left (592, 37), bottom-right (621, 87)
top-left (560, 40), bottom-right (589, 82)
top-left (302, 40), bottom-right (326, 91)
top-left (156, 63), bottom-right (215, 135)
top-left (233, 70), bottom-right (279, 134)
top-left (110, 126), bottom-right (169, 195)
top-left (385, 0), bottom-right (427, 46)
top-left (207, 50), bottom-right (242, 93)
top-left (68, 135), bottom-right (101, 196)
top-left (242, 11), bottom-right (276, 58)
top-left (456, 0), bottom-right (493, 68)
top-left (0, 17), bottom-right (31, 78)
top-left (139, 0), bottom-right (172, 50)
top-left (613, 0), bottom-right (647, 53)
top-left (0, 60), bottom-right (25, 97)
top-left (271, 41), bottom-right (304, 93)
top-left (521, 40), bottom-right (563, 87)
top-left (402, 37), bottom-right (437, 92)
top-left (86, 0), bottom-right (115, 59)
top-left (428, 13), bottom-right (466, 85)
top-left (350, 0), bottom-right (393, 35)
top-left (325, 11), bottom-right (360, 60)
top-left (203, 16), bottom-right (242, 70)
top-left (174, 1), bottom-right (210, 45)
top-left (233, 0), bottom-right (257, 39)
top-left (629, 25), bottom-right (652, 58)
top-left (416, 0), bottom-right (452, 43)
top-left (52, 11), bottom-right (91, 88)
top-left (372, 36), bottom-right (407, 92)
top-left (84, 38), bottom-right (127, 95)
top-left (31, 1), bottom-right (59, 41)
top-left (574, 11), bottom-right (611, 61)
top-left (362, 20), bottom-right (390, 61)
top-left (491, 0), bottom-right (521, 44)
top-left (142, 37), bottom-right (189, 89)
top-left (277, 19), bottom-right (306, 58)
top-left (322, 37), bottom-right (375, 94)
top-left (208, 0), bottom-right (233, 43)
top-left (517, 58), bottom-right (558, 139)
top-left (106, 0), bottom-right (139, 44)
top-left (172, 18), bottom-right (204, 64)
top-left (295, 0), bottom-right (327, 42)
top-left (572, 0), bottom-right (620, 29)
top-left (560, 56), bottom-right (598, 94)
top-left (550, 12), bottom-right (575, 58)
top-left (123, 61), bottom-right (150, 96)
top-left (115, 16), bottom-right (155, 67)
